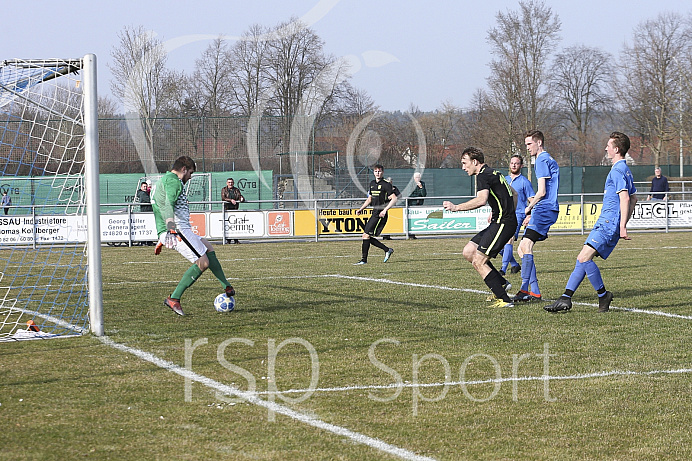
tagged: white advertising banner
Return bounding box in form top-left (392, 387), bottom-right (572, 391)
top-left (209, 211), bottom-right (266, 239)
top-left (100, 213), bottom-right (158, 242)
top-left (629, 201), bottom-right (692, 228)
top-left (0, 215), bottom-right (88, 244)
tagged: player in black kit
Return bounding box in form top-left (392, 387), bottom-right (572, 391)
top-left (443, 147), bottom-right (518, 307)
top-left (354, 164), bottom-right (398, 265)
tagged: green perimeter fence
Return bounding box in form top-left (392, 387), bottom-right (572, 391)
top-left (2, 166), bottom-right (692, 214)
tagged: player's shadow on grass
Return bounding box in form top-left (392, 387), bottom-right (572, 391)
top-left (606, 286), bottom-right (692, 310)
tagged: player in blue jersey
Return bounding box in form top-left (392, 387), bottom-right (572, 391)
top-left (443, 147), bottom-right (518, 308)
top-left (501, 154), bottom-right (535, 276)
top-left (545, 132), bottom-right (637, 313)
top-left (151, 156), bottom-right (235, 315)
top-left (513, 130), bottom-right (560, 303)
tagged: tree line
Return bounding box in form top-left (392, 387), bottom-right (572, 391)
top-left (103, 1), bottom-right (692, 174)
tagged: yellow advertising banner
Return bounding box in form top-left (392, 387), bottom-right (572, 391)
top-left (294, 208), bottom-right (404, 236)
top-left (552, 203), bottom-right (603, 230)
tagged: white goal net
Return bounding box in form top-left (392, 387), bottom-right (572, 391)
top-left (0, 56), bottom-right (102, 341)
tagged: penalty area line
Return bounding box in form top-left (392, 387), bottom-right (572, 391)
top-left (326, 275), bottom-right (692, 320)
top-left (325, 274), bottom-right (488, 295)
top-left (255, 366), bottom-right (692, 396)
top-left (94, 334), bottom-right (437, 461)
top-left (103, 274), bottom-right (692, 320)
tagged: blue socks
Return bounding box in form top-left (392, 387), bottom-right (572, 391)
top-left (564, 260), bottom-right (605, 298)
top-left (565, 261), bottom-right (587, 296)
top-left (501, 243), bottom-right (517, 273)
top-left (583, 260), bottom-right (605, 292)
top-left (520, 254), bottom-right (540, 294)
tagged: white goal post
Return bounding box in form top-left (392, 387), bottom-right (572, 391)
top-left (0, 54), bottom-right (102, 340)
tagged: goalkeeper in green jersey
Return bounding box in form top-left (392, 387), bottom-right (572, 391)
top-left (151, 156), bottom-right (235, 315)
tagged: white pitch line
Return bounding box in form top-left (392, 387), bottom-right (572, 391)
top-left (325, 274), bottom-right (692, 320)
top-left (95, 334), bottom-right (437, 461)
top-left (103, 273), bottom-right (692, 320)
top-left (325, 274), bottom-right (487, 294)
top-left (7, 307), bottom-right (435, 459)
top-left (255, 367), bottom-right (692, 396)
top-left (579, 304), bottom-right (692, 320)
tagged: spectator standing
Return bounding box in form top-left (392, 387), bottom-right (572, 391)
top-left (221, 178), bottom-right (245, 244)
top-left (646, 167), bottom-right (670, 201)
top-left (1, 192), bottom-right (11, 215)
top-left (407, 172), bottom-right (427, 239)
top-left (137, 182), bottom-right (153, 212)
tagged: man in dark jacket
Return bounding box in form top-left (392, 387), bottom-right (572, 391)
top-left (221, 178), bottom-right (245, 244)
top-left (407, 171), bottom-right (427, 239)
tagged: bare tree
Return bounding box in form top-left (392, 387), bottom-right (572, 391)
top-left (464, 87), bottom-right (524, 169)
top-left (193, 36), bottom-right (234, 116)
top-left (191, 36), bottom-right (236, 160)
top-left (617, 12), bottom-right (692, 167)
top-left (167, 71), bottom-right (205, 159)
top-left (339, 84), bottom-right (377, 117)
top-left (109, 25), bottom-right (176, 172)
top-left (418, 102), bottom-right (462, 167)
top-left (319, 84), bottom-right (376, 152)
top-left (483, 59), bottom-right (524, 156)
top-left (228, 24), bottom-right (272, 116)
top-left (265, 19), bottom-right (345, 143)
top-left (485, 0), bottom-right (561, 157)
top-left (677, 33), bottom-right (692, 169)
top-left (98, 95), bottom-right (120, 117)
top-left (552, 45), bottom-right (613, 164)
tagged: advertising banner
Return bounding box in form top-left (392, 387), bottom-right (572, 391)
top-left (267, 211), bottom-right (292, 236)
top-left (209, 211), bottom-right (266, 239)
top-left (100, 213), bottom-right (204, 242)
top-left (551, 203), bottom-right (602, 231)
top-left (4, 201), bottom-right (692, 245)
top-left (629, 201), bottom-right (692, 228)
top-left (294, 208), bottom-right (404, 236)
top-left (100, 214), bottom-right (157, 242)
top-left (0, 215), bottom-right (88, 244)
top-left (406, 206), bottom-right (491, 234)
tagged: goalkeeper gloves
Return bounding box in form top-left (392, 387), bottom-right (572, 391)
top-left (154, 222), bottom-right (180, 255)
top-left (164, 229), bottom-right (179, 249)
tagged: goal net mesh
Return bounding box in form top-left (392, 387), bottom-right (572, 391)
top-left (0, 58), bottom-right (90, 341)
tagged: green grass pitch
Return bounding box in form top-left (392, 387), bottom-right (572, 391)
top-left (2, 232), bottom-right (691, 460)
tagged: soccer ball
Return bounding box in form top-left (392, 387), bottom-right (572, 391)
top-left (214, 293), bottom-right (236, 313)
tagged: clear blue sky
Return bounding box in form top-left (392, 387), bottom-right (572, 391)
top-left (3, 0), bottom-right (690, 112)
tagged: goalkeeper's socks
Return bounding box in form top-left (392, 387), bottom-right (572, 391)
top-left (171, 264), bottom-right (203, 300)
top-left (206, 251), bottom-right (231, 289)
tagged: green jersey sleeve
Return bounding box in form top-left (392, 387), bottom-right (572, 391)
top-left (151, 172), bottom-right (183, 235)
